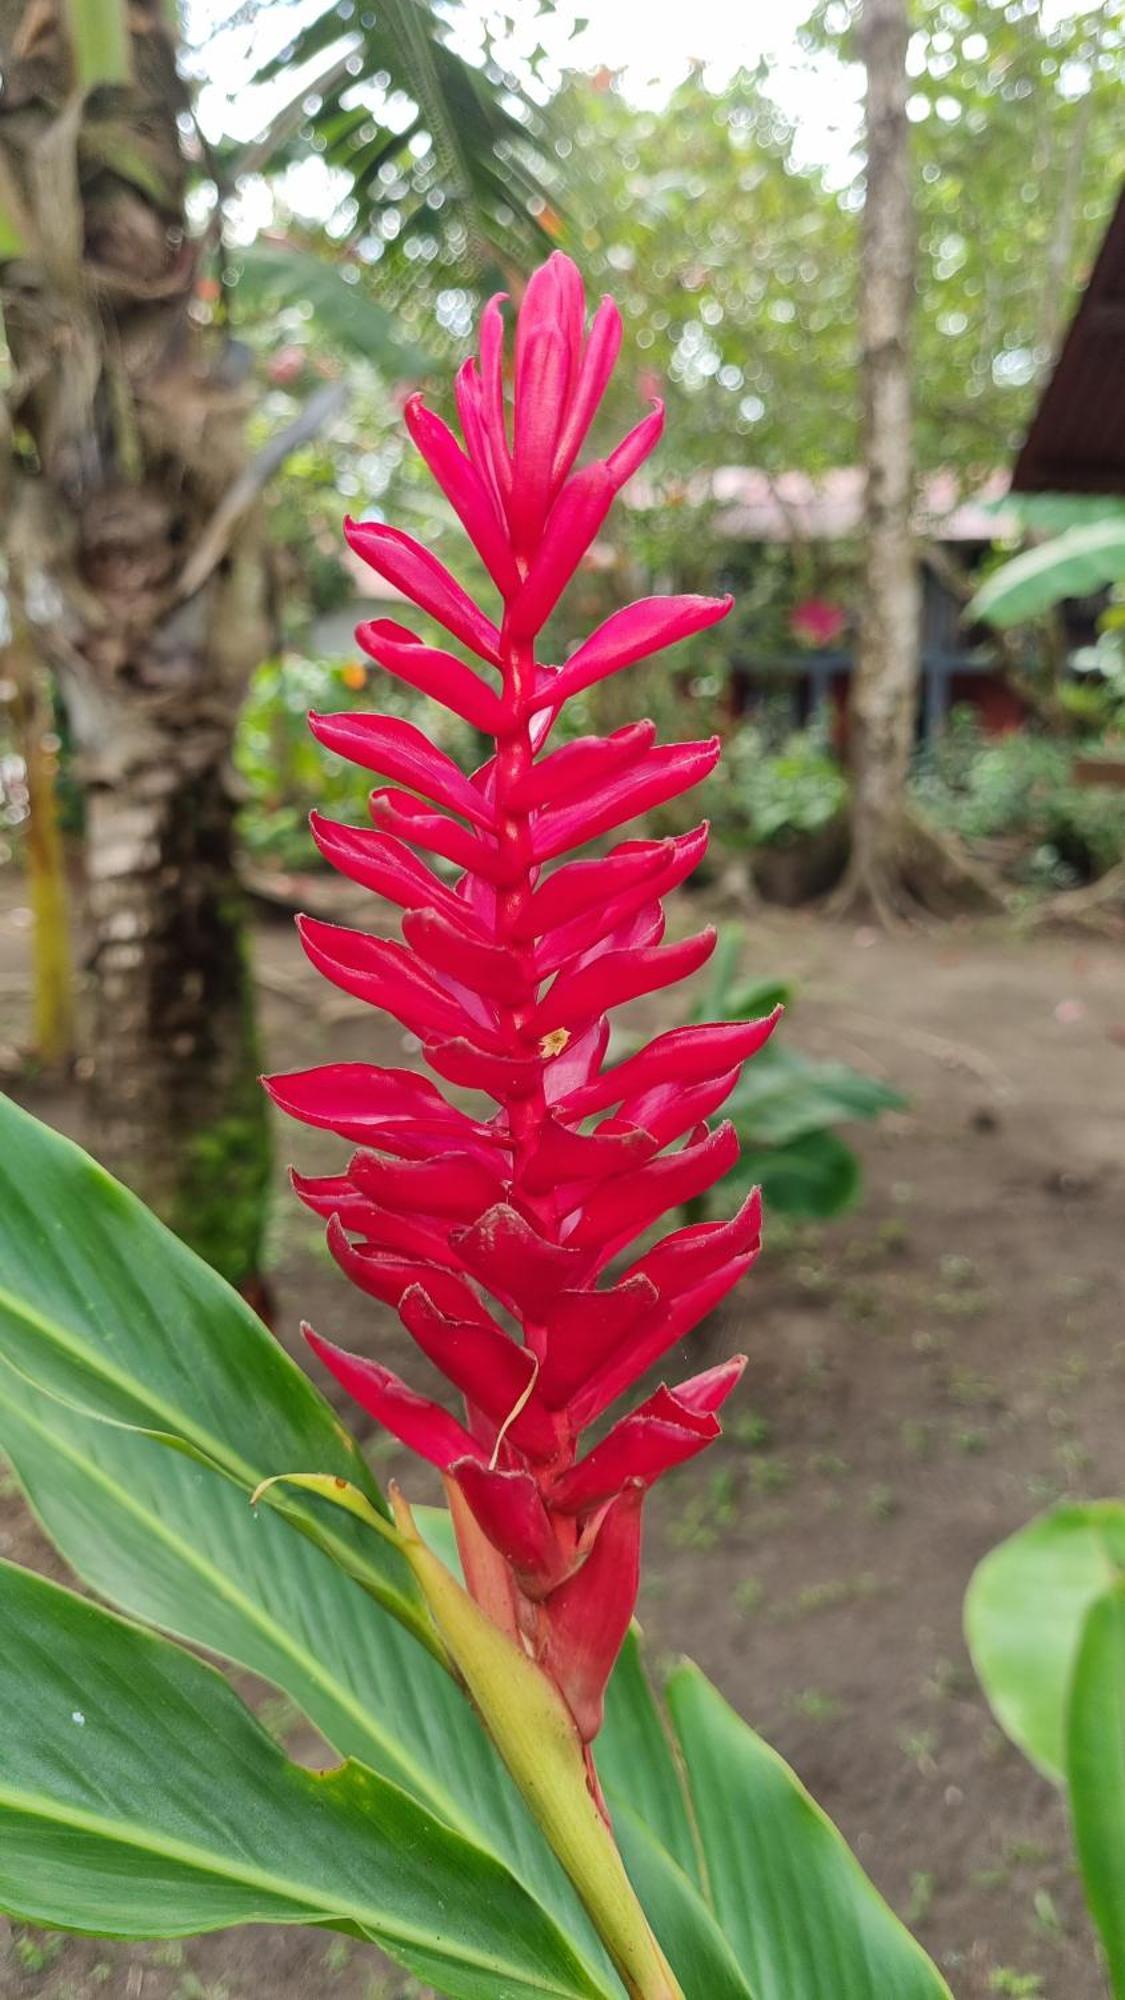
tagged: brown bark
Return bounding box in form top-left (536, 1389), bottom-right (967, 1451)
top-left (0, 0), bottom-right (273, 1284)
top-left (830, 0), bottom-right (921, 923)
top-left (1029, 858), bottom-right (1125, 940)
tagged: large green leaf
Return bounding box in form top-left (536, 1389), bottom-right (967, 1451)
top-left (596, 1632), bottom-right (753, 1997)
top-left (0, 1094), bottom-right (424, 1640)
top-left (970, 517), bottom-right (1125, 627)
top-left (0, 1561), bottom-right (608, 2000)
top-left (231, 241), bottom-right (433, 374)
top-left (965, 1502), bottom-right (1125, 1783)
top-left (688, 923), bottom-right (790, 1026)
top-left (0, 1102), bottom-right (946, 1999)
top-left (597, 1636), bottom-right (949, 2000)
top-left (0, 1360), bottom-right (619, 1991)
top-left (666, 1666), bottom-right (953, 2000)
top-left (1067, 1582), bottom-right (1125, 1999)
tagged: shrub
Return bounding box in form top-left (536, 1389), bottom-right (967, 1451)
top-left (913, 707), bottom-right (1125, 885)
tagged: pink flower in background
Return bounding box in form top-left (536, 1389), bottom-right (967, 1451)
top-left (266, 252), bottom-right (776, 1750)
top-left (267, 344), bottom-right (306, 388)
top-left (790, 596), bottom-right (846, 648)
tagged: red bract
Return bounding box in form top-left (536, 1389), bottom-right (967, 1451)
top-left (267, 251), bottom-right (778, 1750)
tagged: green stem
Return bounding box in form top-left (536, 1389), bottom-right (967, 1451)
top-left (390, 1486), bottom-right (683, 2000)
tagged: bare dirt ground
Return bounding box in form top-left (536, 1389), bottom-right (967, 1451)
top-left (1, 866), bottom-right (1123, 2000)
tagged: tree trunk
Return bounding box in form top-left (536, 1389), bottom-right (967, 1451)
top-left (831, 0), bottom-right (920, 922)
top-left (46, 467), bottom-right (273, 1289)
top-left (85, 732), bottom-right (269, 1291)
top-left (0, 1), bottom-right (274, 1287)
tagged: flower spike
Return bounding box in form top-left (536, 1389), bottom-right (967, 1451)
top-left (269, 251), bottom-right (777, 1752)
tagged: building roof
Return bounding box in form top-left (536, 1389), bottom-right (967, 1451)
top-left (709, 467), bottom-right (1014, 543)
top-left (1013, 183), bottom-right (1125, 494)
top-left (337, 468), bottom-right (1015, 611)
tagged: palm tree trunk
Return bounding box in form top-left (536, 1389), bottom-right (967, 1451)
top-left (85, 727), bottom-right (268, 1289)
top-left (0, 0), bottom-right (274, 1286)
top-left (831, 0), bottom-right (920, 922)
top-left (51, 473), bottom-right (275, 1289)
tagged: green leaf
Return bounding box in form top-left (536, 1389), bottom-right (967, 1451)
top-left (965, 1502), bottom-right (1125, 1783)
top-left (724, 977), bottom-right (792, 1020)
top-left (232, 241), bottom-right (433, 373)
top-left (730, 1130), bottom-right (861, 1218)
top-left (63, 0), bottom-right (132, 87)
top-left (728, 1050), bottom-right (905, 1146)
top-left (599, 1630), bottom-right (702, 1888)
top-left (610, 1803), bottom-right (754, 2000)
top-left (0, 1365), bottom-right (619, 1991)
top-left (691, 923), bottom-right (749, 1019)
top-left (242, 0), bottom-right (556, 277)
top-left (666, 1666), bottom-right (953, 2000)
top-left (1067, 1582), bottom-right (1125, 1999)
top-left (0, 1560), bottom-right (609, 2000)
top-left (0, 1095), bottom-right (425, 1642)
top-left (1000, 493), bottom-right (1125, 534)
top-left (970, 517), bottom-right (1125, 627)
top-left (598, 1632), bottom-right (752, 1998)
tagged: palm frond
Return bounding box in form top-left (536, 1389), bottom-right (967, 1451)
top-left (243, 0), bottom-right (561, 282)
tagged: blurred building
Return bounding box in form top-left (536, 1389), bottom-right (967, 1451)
top-left (1012, 182), bottom-right (1125, 496)
top-left (317, 470), bottom-right (1029, 744)
top-left (709, 467), bottom-right (1025, 741)
top-left (316, 439), bottom-right (1121, 750)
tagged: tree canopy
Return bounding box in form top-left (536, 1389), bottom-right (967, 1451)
top-left (544, 0), bottom-right (1124, 487)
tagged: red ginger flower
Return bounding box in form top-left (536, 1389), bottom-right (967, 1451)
top-left (266, 252), bottom-right (777, 1748)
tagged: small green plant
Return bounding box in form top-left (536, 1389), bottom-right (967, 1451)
top-left (913, 707), bottom-right (1125, 886)
top-left (906, 1873), bottom-right (935, 1926)
top-left (968, 1502), bottom-right (1125, 1997)
top-left (789, 1688), bottom-right (844, 1724)
top-left (683, 928), bottom-right (906, 1220)
top-left (9, 1926), bottom-right (65, 1973)
top-left (725, 722), bottom-right (849, 849)
top-left (234, 651), bottom-right (475, 872)
top-left (987, 1971), bottom-right (1044, 1997)
top-left (897, 1728), bottom-right (938, 1773)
